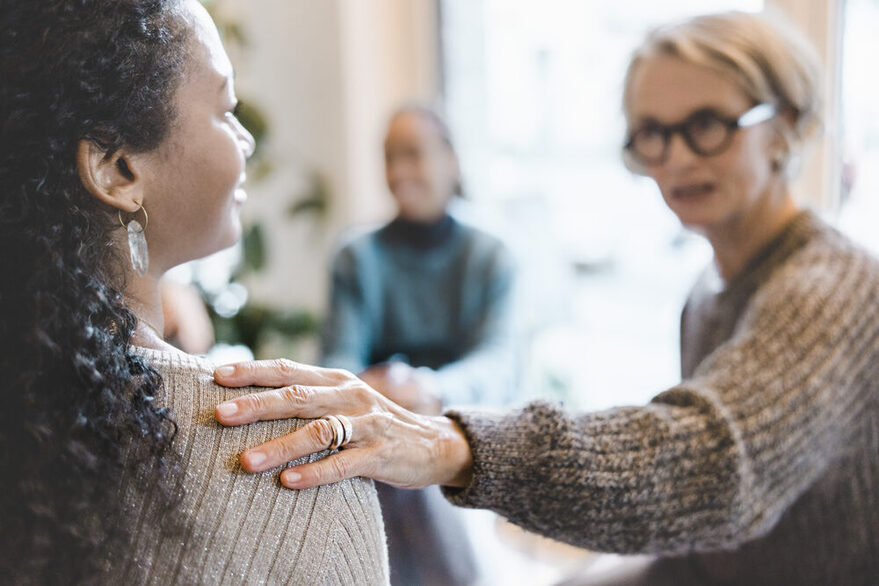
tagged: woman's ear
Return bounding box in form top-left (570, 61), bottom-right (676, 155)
top-left (76, 139), bottom-right (146, 212)
top-left (770, 107), bottom-right (798, 148)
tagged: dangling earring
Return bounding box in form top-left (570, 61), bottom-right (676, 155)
top-left (119, 203), bottom-right (149, 277)
top-left (771, 149), bottom-right (787, 173)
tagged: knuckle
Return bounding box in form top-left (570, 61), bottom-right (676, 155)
top-left (330, 455), bottom-right (352, 480)
top-left (349, 383), bottom-right (374, 406)
top-left (243, 392), bottom-right (266, 413)
top-left (327, 367), bottom-right (354, 382)
top-left (373, 410), bottom-right (396, 431)
top-left (359, 411), bottom-right (392, 442)
top-left (279, 385), bottom-right (308, 406)
top-left (275, 358), bottom-right (299, 378)
top-left (308, 419), bottom-right (334, 447)
top-left (265, 442), bottom-right (288, 465)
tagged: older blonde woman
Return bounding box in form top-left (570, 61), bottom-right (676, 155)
top-left (214, 11), bottom-right (878, 585)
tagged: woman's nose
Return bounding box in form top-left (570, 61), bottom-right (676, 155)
top-left (664, 132), bottom-right (698, 169)
top-left (386, 157), bottom-right (414, 182)
top-left (235, 119), bottom-right (256, 159)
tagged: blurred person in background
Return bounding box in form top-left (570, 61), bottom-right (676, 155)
top-left (215, 11), bottom-right (878, 586)
top-left (320, 104), bottom-right (518, 585)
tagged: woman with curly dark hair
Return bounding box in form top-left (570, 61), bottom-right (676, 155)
top-left (0, 1), bottom-right (388, 583)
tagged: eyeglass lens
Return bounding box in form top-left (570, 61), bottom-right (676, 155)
top-left (629, 110), bottom-right (734, 165)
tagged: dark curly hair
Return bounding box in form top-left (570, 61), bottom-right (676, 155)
top-left (0, 1), bottom-right (190, 582)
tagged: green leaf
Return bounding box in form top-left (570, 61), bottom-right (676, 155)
top-left (242, 224), bottom-right (266, 272)
top-left (287, 171), bottom-right (331, 218)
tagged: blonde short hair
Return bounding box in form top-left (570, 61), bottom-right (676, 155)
top-left (622, 11), bottom-right (822, 175)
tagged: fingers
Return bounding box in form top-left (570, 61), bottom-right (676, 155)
top-left (280, 450), bottom-right (368, 489)
top-left (234, 407), bottom-right (467, 489)
top-left (241, 417), bottom-right (342, 473)
top-left (213, 358), bottom-right (342, 388)
top-left (215, 384), bottom-right (338, 426)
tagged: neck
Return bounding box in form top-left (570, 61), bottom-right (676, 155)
top-left (705, 188), bottom-right (800, 282)
top-left (124, 269), bottom-right (169, 350)
top-left (386, 213), bottom-right (455, 249)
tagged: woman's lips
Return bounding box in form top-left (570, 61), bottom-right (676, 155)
top-left (233, 174), bottom-right (248, 204)
top-left (672, 182), bottom-right (715, 199)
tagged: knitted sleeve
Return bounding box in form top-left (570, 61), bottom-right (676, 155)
top-left (443, 242), bottom-right (879, 555)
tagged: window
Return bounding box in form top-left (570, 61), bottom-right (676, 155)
top-left (839, 0), bottom-right (879, 253)
top-left (442, 0), bottom-right (763, 410)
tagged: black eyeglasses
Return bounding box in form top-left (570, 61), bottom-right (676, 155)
top-left (624, 103), bottom-right (777, 166)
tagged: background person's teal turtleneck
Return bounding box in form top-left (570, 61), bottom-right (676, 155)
top-left (321, 214), bottom-right (518, 407)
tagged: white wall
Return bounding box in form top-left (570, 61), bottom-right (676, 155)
top-left (214, 0), bottom-right (439, 353)
top-left (767, 0), bottom-right (843, 211)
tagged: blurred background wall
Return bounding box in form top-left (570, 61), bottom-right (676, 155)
top-left (214, 0), bottom-right (439, 315)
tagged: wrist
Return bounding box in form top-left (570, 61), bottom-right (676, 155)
top-left (433, 416), bottom-right (474, 488)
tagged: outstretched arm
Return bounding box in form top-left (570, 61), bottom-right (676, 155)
top-left (214, 243), bottom-right (879, 555)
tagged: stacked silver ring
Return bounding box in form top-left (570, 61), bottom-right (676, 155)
top-left (323, 414), bottom-right (353, 450)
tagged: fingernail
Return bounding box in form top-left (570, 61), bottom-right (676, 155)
top-left (283, 470), bottom-right (301, 484)
top-left (216, 402), bottom-right (238, 417)
top-left (215, 365), bottom-right (236, 379)
top-left (245, 451), bottom-right (266, 467)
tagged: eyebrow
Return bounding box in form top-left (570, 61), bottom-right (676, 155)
top-left (633, 106), bottom-right (734, 126)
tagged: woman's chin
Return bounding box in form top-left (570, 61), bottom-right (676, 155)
top-left (182, 224), bottom-right (243, 266)
top-left (668, 202), bottom-right (723, 233)
top-left (398, 208), bottom-right (446, 224)
top-left (217, 224), bottom-right (243, 255)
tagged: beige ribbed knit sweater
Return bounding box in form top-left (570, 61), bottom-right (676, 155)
top-left (108, 349), bottom-right (389, 585)
top-left (444, 211), bottom-right (878, 585)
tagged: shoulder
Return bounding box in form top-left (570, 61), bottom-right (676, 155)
top-left (455, 220), bottom-right (509, 253)
top-left (134, 346), bottom-right (214, 383)
top-left (124, 350), bottom-right (389, 583)
top-left (771, 218), bottom-right (879, 291)
top-left (453, 220), bottom-right (515, 272)
top-left (134, 347), bottom-right (247, 413)
top-left (329, 224), bottom-right (387, 272)
top-left (751, 218), bottom-right (879, 320)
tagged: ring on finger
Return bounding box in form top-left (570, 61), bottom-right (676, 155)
top-left (323, 414), bottom-right (353, 450)
top-left (337, 414), bottom-right (353, 447)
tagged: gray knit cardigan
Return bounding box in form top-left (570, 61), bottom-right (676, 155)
top-left (444, 211), bottom-right (878, 585)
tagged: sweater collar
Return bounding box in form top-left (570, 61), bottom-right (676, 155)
top-left (381, 214), bottom-right (457, 250)
top-left (720, 209), bottom-right (822, 297)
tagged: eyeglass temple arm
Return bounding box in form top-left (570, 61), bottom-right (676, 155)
top-left (737, 103), bottom-right (777, 128)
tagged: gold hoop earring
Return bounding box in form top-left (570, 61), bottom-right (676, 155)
top-left (118, 204), bottom-right (148, 231)
top-left (119, 203), bottom-right (149, 277)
